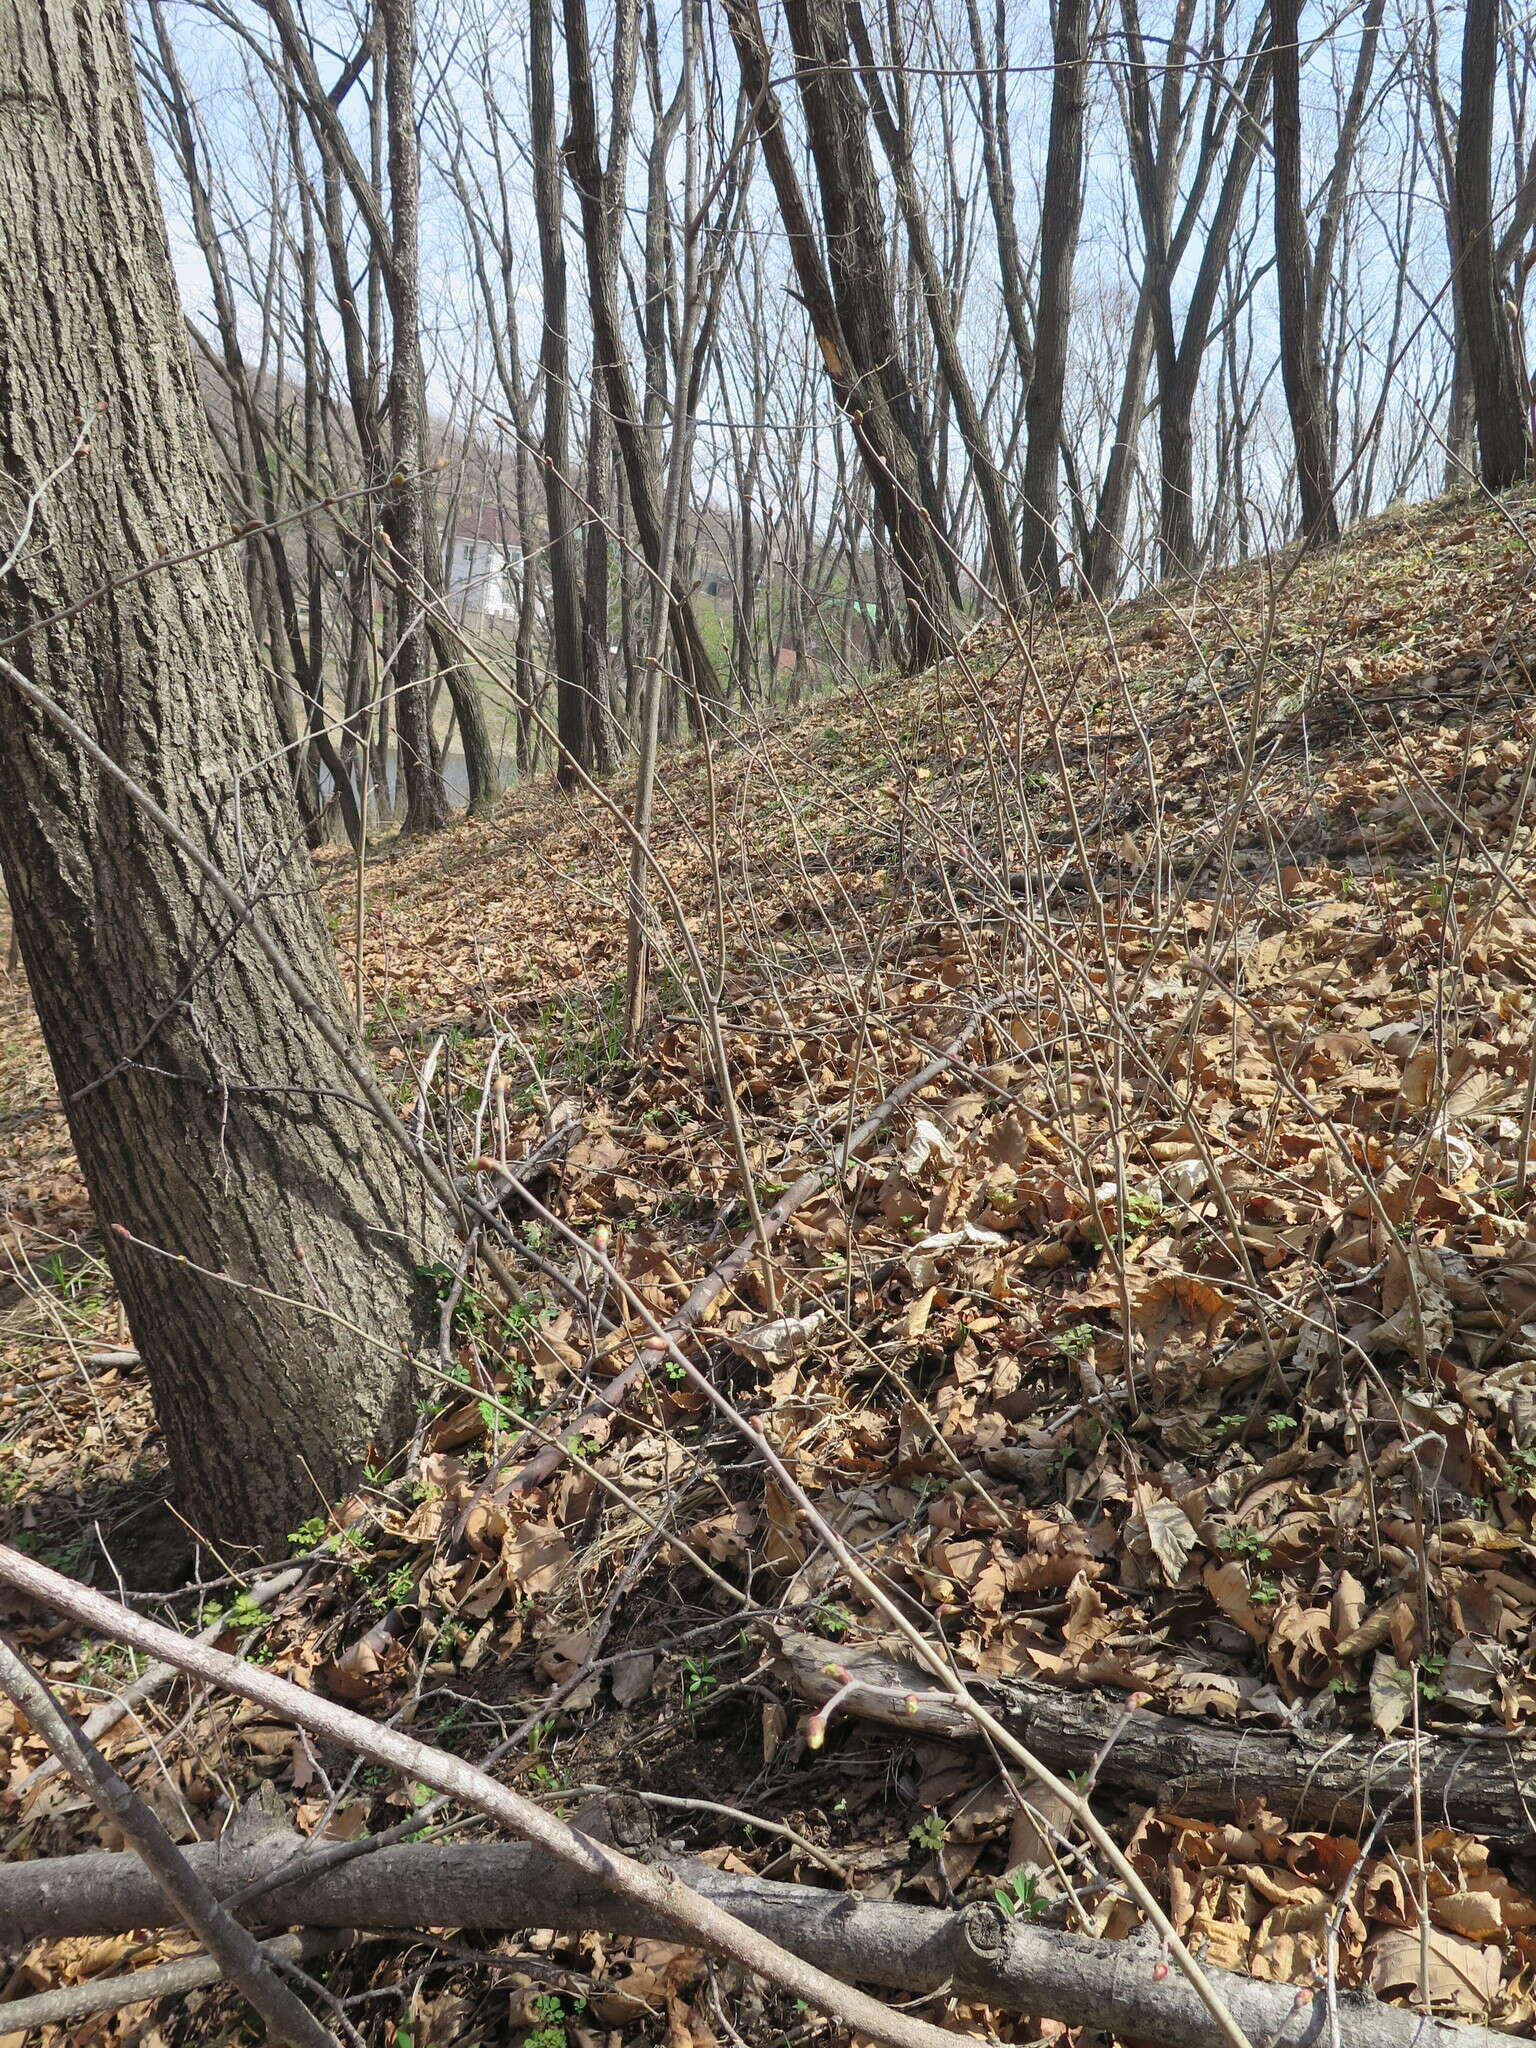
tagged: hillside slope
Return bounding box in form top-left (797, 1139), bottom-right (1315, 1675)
top-left (9, 484), bottom-right (1536, 2036)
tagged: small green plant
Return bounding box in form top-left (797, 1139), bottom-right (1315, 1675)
top-left (79, 1638), bottom-right (137, 1682)
top-left (523, 1993), bottom-right (568, 2048)
top-left (1267, 1412), bottom-right (1299, 1438)
top-left (1416, 1652), bottom-right (1448, 1701)
top-left (1249, 1575), bottom-right (1281, 1605)
top-left (368, 1561), bottom-right (417, 1614)
top-left (994, 1869), bottom-right (1049, 1919)
top-left (10, 1530), bottom-right (89, 1575)
top-left (1050, 1323), bottom-right (1096, 1360)
top-left (225, 1592), bottom-right (271, 1632)
top-left (1122, 1192), bottom-right (1164, 1235)
top-left (682, 1654), bottom-right (717, 1702)
top-left (814, 1601), bottom-right (854, 1641)
top-left (909, 1811), bottom-right (949, 1854)
top-left (1218, 1528), bottom-right (1272, 1564)
top-left (500, 1290), bottom-right (553, 1340)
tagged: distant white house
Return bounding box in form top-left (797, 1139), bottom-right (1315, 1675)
top-left (447, 532), bottom-right (518, 620)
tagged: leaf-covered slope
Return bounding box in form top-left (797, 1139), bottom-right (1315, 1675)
top-left (10, 483), bottom-right (1536, 2032)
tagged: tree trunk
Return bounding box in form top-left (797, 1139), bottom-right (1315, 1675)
top-left (1455, 0), bottom-right (1530, 491)
top-left (582, 401), bottom-right (619, 772)
top-left (530, 0), bottom-right (593, 789)
top-left (1020, 0), bottom-right (1091, 590)
top-left (0, 0), bottom-right (450, 1550)
top-left (1156, 37), bottom-right (1271, 579)
top-left (846, 0), bottom-right (1025, 613)
top-left (427, 611), bottom-right (498, 810)
top-left (780, 0), bottom-right (958, 657)
top-left (725, 0), bottom-right (956, 672)
top-left (379, 0), bottom-right (448, 833)
top-left (561, 0), bottom-right (719, 709)
top-left (1271, 0), bottom-right (1338, 543)
top-left (1084, 279), bottom-right (1158, 599)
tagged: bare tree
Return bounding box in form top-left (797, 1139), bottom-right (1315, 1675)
top-left (725, 0), bottom-right (956, 670)
top-left (1455, 0), bottom-right (1531, 490)
top-left (846, 0), bottom-right (1025, 611)
top-left (562, 0), bottom-right (721, 707)
top-left (531, 0), bottom-right (597, 786)
top-left (1020, 0), bottom-right (1091, 591)
top-left (1271, 0), bottom-right (1385, 545)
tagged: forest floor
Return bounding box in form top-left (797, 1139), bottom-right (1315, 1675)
top-left (8, 483), bottom-right (1536, 2042)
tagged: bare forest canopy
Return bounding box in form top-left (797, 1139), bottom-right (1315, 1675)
top-left (139, 0), bottom-right (1536, 824)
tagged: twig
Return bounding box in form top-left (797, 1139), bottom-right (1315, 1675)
top-left (0, 1631), bottom-right (337, 2048)
top-left (477, 995), bottom-right (1004, 1510)
top-left (577, 1784), bottom-right (853, 1883)
top-left (14, 1563), bottom-right (303, 1797)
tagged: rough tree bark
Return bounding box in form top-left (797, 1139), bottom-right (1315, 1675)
top-left (0, 0), bottom-right (450, 1549)
top-left (1455, 0), bottom-right (1530, 491)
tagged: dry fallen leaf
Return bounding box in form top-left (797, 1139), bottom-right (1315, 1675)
top-left (1128, 1485), bottom-right (1201, 1586)
top-left (1367, 1925), bottom-right (1502, 2012)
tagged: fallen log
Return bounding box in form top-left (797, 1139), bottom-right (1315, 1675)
top-left (769, 1627), bottom-right (1536, 1850)
top-left (0, 1826), bottom-right (1519, 2048)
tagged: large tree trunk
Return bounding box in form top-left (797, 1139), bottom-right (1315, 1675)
top-left (1455, 0), bottom-right (1530, 491)
top-left (1020, 0), bottom-right (1090, 591)
top-left (0, 0), bottom-right (451, 1551)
